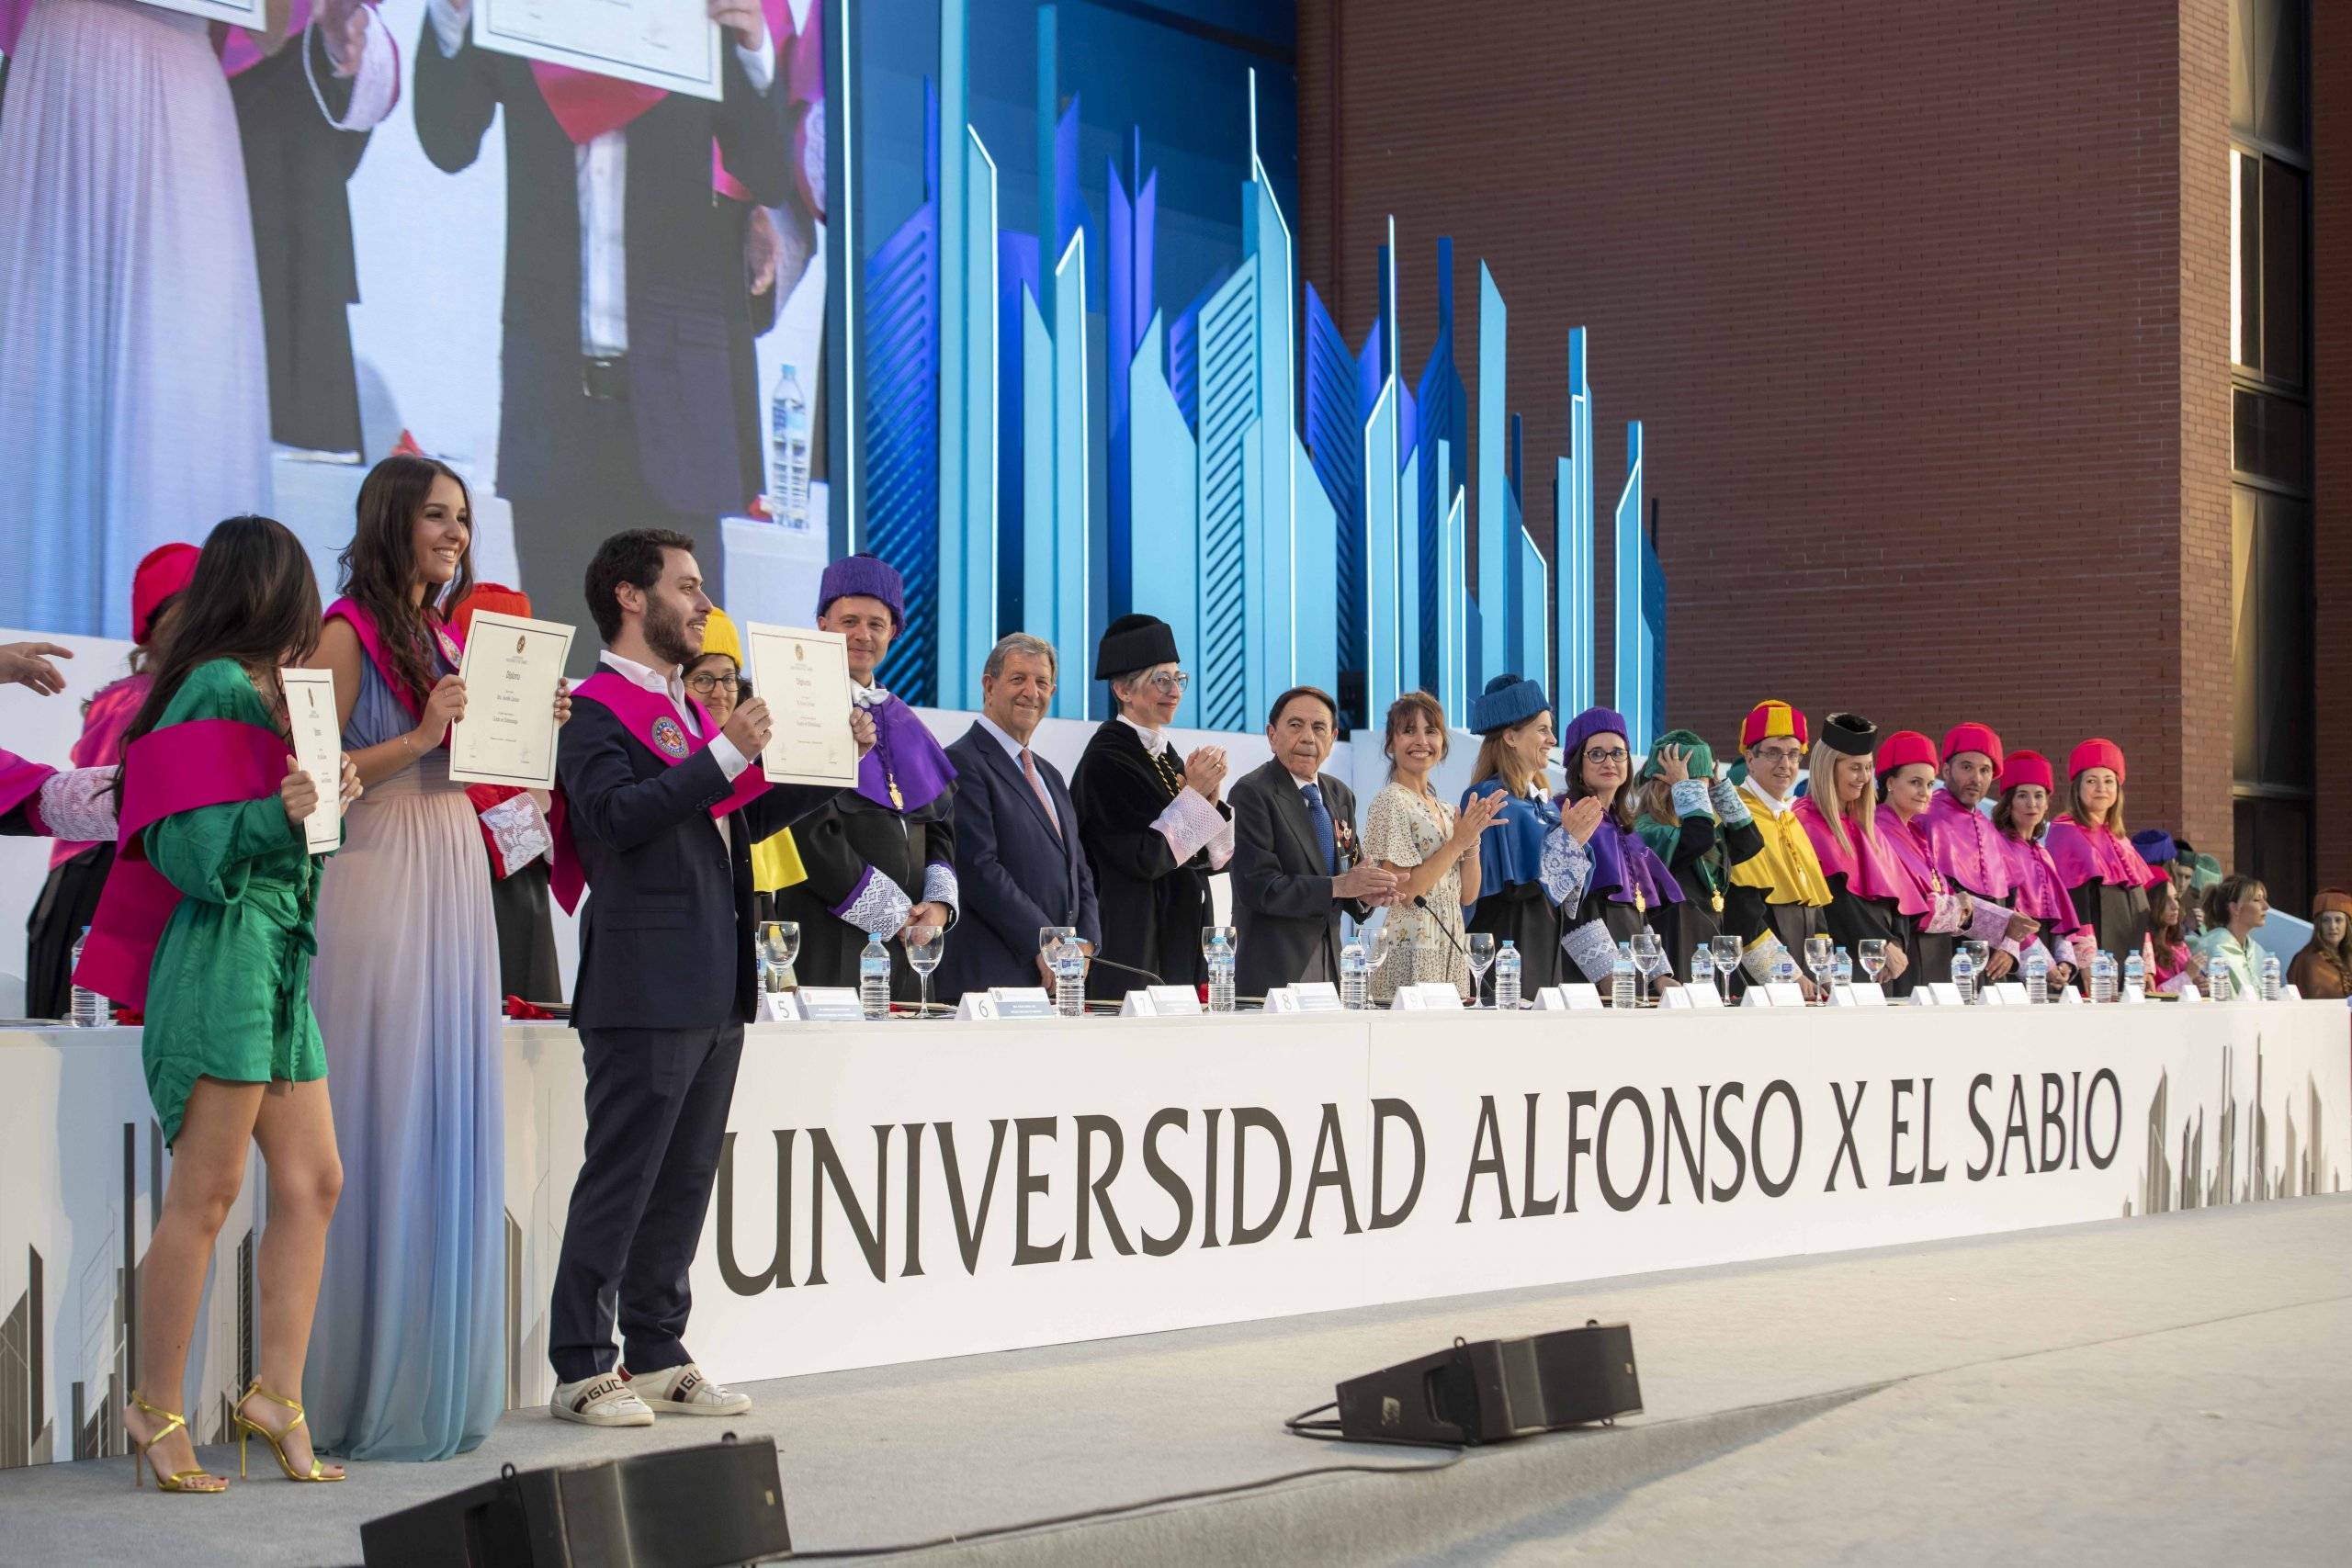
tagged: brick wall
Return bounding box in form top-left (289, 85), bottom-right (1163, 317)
top-left (2314, 0), bottom-right (2351, 888)
top-left (1298, 0), bottom-right (2240, 850)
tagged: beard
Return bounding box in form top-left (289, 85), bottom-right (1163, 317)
top-left (643, 592), bottom-right (699, 670)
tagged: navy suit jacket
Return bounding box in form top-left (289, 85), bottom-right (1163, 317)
top-left (938, 723), bottom-right (1100, 1000)
top-left (558, 697), bottom-right (838, 1033)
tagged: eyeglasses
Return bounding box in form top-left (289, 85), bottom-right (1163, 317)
top-left (1752, 746), bottom-right (1804, 765)
top-left (685, 671), bottom-right (736, 694)
top-left (1147, 670), bottom-right (1191, 694)
top-left (1581, 746), bottom-right (1629, 764)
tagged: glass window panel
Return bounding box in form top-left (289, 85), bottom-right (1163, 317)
top-left (2258, 0), bottom-right (2307, 153)
top-left (2231, 0), bottom-right (2258, 135)
top-left (2233, 151), bottom-right (2261, 369)
top-left (2233, 798), bottom-right (2312, 919)
top-left (2232, 389), bottom-right (2310, 488)
top-left (2233, 489), bottom-right (2258, 781)
top-left (2261, 159), bottom-right (2305, 385)
top-left (2256, 495), bottom-right (2313, 787)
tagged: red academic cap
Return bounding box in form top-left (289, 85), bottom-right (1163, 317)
top-left (1939, 722), bottom-right (2004, 771)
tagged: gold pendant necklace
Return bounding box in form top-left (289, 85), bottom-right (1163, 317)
top-left (888, 768), bottom-right (904, 810)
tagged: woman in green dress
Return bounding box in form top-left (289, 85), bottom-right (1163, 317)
top-left (107, 516), bottom-right (361, 1495)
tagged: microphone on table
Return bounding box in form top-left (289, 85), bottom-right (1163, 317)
top-left (1087, 954), bottom-right (1168, 987)
top-left (1410, 897), bottom-right (1474, 964)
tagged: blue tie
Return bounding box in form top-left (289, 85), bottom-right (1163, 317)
top-left (1302, 783), bottom-right (1338, 876)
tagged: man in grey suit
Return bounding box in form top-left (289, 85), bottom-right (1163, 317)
top-left (1229, 686), bottom-right (1400, 998)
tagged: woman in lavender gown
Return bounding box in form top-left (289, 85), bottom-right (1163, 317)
top-left (303, 455), bottom-right (564, 1459)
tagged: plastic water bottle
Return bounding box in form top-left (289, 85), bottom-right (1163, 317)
top-left (2260, 953), bottom-right (2281, 1002)
top-left (1611, 942), bottom-right (1638, 1010)
top-left (767, 364), bottom-right (813, 530)
top-left (1770, 949), bottom-right (1798, 993)
top-left (2210, 961), bottom-right (2233, 1003)
top-left (2122, 950), bottom-right (2145, 1000)
top-left (1493, 940), bottom-right (1521, 1011)
top-left (859, 933), bottom-right (892, 1020)
top-left (1207, 936), bottom-right (1236, 1013)
top-left (1951, 943), bottom-right (1976, 1005)
top-left (68, 928), bottom-right (106, 1028)
top-left (2090, 950), bottom-right (2117, 1005)
top-left (1691, 944), bottom-right (1713, 989)
top-left (1835, 946), bottom-right (1854, 988)
top-left (1052, 940), bottom-right (1085, 1018)
top-left (2023, 946), bottom-right (2048, 1003)
top-left (1340, 942), bottom-right (1370, 1010)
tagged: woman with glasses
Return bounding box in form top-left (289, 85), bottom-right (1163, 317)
top-left (1460, 675), bottom-right (1573, 993)
top-left (1071, 614), bottom-right (1234, 1001)
top-left (1538, 706), bottom-right (1684, 994)
top-left (684, 607), bottom-right (802, 921)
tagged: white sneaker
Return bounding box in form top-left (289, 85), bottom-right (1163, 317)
top-left (627, 1362), bottom-right (752, 1416)
top-left (552, 1371), bottom-right (655, 1427)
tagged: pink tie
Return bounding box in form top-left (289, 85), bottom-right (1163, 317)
top-left (1021, 748), bottom-right (1062, 839)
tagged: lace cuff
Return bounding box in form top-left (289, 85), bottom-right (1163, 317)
top-left (922, 861), bottom-right (960, 920)
top-left (35, 766), bottom-right (118, 843)
top-left (1670, 778), bottom-right (1713, 819)
top-left (1966, 898), bottom-right (2018, 949)
top-left (1537, 829), bottom-right (1594, 908)
top-left (1741, 930), bottom-right (1789, 984)
top-left (1710, 777), bottom-right (1752, 828)
top-left (1155, 787), bottom-right (1231, 868)
top-left (480, 793), bottom-right (552, 877)
top-left (1924, 891), bottom-right (1967, 935)
top-left (1562, 919), bottom-right (1620, 983)
top-left (833, 865), bottom-right (911, 939)
top-left (310, 8), bottom-right (401, 132)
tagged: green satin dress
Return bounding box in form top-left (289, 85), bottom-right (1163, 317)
top-left (139, 659), bottom-right (325, 1145)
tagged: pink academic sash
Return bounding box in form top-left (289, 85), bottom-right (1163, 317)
top-left (2044, 817), bottom-right (2165, 892)
top-left (1794, 795), bottom-right (1921, 916)
top-left (548, 671), bottom-right (771, 914)
top-left (324, 597), bottom-right (462, 728)
top-left (0, 747), bottom-right (55, 827)
top-left (74, 719), bottom-right (288, 1009)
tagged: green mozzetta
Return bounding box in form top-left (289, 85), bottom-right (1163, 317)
top-left (138, 659), bottom-right (324, 1145)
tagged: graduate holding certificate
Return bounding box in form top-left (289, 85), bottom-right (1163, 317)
top-left (307, 456), bottom-right (568, 1461)
top-left (77, 516), bottom-right (361, 1495)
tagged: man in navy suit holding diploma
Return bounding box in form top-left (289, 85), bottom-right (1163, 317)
top-left (546, 528), bottom-right (870, 1427)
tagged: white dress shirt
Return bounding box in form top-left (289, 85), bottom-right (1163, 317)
top-left (599, 649), bottom-right (747, 848)
top-left (977, 713), bottom-right (1059, 837)
top-left (428, 2), bottom-right (777, 356)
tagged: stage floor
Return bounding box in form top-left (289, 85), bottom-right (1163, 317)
top-left (4, 1194), bottom-right (2346, 1566)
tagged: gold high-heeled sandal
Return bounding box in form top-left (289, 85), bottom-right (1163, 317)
top-left (233, 1380), bottom-right (344, 1483)
top-left (127, 1392), bottom-right (225, 1495)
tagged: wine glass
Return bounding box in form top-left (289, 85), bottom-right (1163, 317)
top-left (1632, 931), bottom-right (1666, 1004)
top-left (1467, 932), bottom-right (1496, 1007)
top-left (1804, 933), bottom-right (1835, 998)
top-left (1858, 938), bottom-right (1888, 987)
top-left (1964, 940), bottom-right (1991, 985)
top-left (903, 924), bottom-right (944, 1018)
top-left (1038, 925), bottom-right (1077, 987)
top-left (1711, 933), bottom-right (1743, 1003)
top-left (759, 920), bottom-right (799, 994)
top-left (1363, 917), bottom-right (1396, 978)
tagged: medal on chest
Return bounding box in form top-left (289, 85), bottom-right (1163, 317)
top-left (887, 767), bottom-right (904, 810)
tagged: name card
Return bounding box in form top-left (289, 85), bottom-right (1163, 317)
top-left (1532, 983), bottom-right (1604, 1011)
top-left (2175, 986), bottom-right (2203, 1005)
top-left (1984, 982), bottom-right (2030, 1006)
top-left (988, 987), bottom-right (1056, 1020)
top-left (1267, 982), bottom-right (1343, 1014)
top-left (1910, 983), bottom-right (1964, 1008)
top-left (1829, 983), bottom-right (1889, 1008)
top-left (1392, 982), bottom-right (1465, 1010)
top-left (2120, 985), bottom-right (2148, 1005)
top-left (2283, 984), bottom-right (2303, 1001)
top-left (1149, 985), bottom-right (1203, 1014)
top-left (768, 987), bottom-right (864, 1022)
top-left (1743, 982), bottom-right (1809, 1009)
top-left (2055, 985), bottom-right (2085, 1005)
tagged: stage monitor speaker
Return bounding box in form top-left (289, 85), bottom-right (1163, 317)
top-left (1334, 1322), bottom-right (1641, 1446)
top-left (360, 1435), bottom-right (791, 1567)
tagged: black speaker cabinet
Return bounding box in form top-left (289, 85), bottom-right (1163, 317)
top-left (1335, 1323), bottom-right (1641, 1446)
top-left (361, 1436), bottom-right (791, 1567)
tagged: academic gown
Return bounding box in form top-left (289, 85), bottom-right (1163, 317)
top-left (768, 699), bottom-right (958, 1002)
top-left (1719, 784), bottom-right (1829, 987)
top-left (1462, 783), bottom-right (1564, 993)
top-left (2045, 818), bottom-right (2154, 964)
top-left (1071, 720), bottom-right (1227, 999)
top-left (1636, 785), bottom-right (1763, 961)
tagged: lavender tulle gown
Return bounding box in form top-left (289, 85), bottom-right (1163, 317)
top-left (305, 655), bottom-right (504, 1459)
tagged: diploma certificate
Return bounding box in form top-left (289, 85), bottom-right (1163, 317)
top-left (743, 624), bottom-right (857, 788)
top-left (449, 611), bottom-right (575, 790)
top-left (136, 0), bottom-right (267, 25)
top-left (280, 668), bottom-right (344, 856)
top-left (475, 0), bottom-right (726, 103)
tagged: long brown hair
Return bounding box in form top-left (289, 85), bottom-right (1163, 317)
top-left (116, 516), bottom-right (322, 795)
top-left (2147, 878), bottom-right (2188, 956)
top-left (2200, 874), bottom-right (2266, 933)
top-left (1993, 784), bottom-right (2050, 842)
top-left (1470, 719), bottom-right (1544, 800)
top-left (338, 454), bottom-right (474, 703)
top-left (2064, 776), bottom-right (2128, 838)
